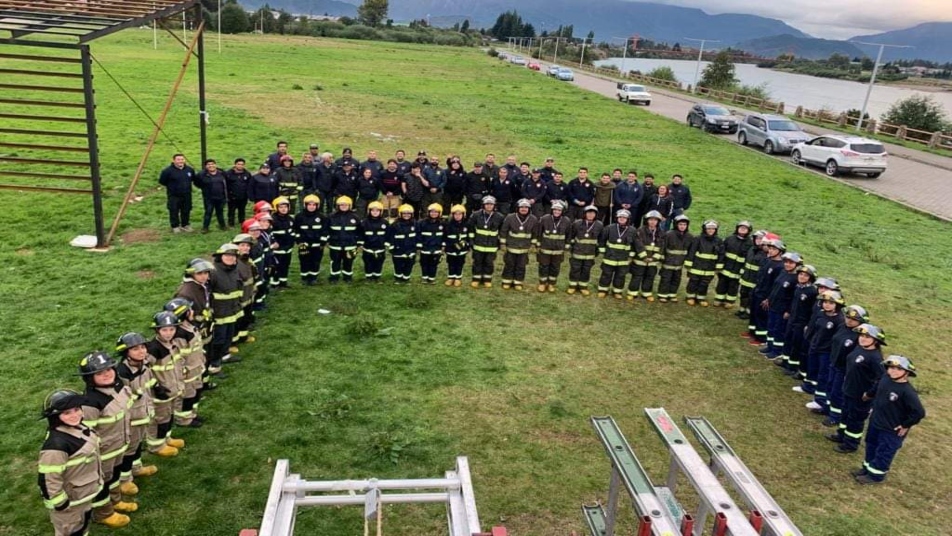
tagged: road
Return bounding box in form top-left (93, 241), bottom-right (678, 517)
top-left (538, 62), bottom-right (952, 221)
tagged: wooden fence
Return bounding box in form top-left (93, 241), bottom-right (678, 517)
top-left (793, 106), bottom-right (952, 150)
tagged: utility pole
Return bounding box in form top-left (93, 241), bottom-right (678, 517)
top-left (683, 37), bottom-right (720, 93)
top-left (850, 41), bottom-right (914, 131)
top-left (553, 36), bottom-right (561, 64)
top-left (538, 36), bottom-right (545, 61)
top-left (579, 36), bottom-right (589, 67)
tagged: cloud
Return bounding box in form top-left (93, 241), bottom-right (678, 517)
top-left (638, 0), bottom-right (952, 39)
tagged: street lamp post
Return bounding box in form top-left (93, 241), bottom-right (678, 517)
top-left (850, 41), bottom-right (914, 131)
top-left (683, 37), bottom-right (719, 93)
top-left (579, 36), bottom-right (589, 67)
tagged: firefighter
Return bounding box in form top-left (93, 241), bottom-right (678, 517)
top-left (359, 201), bottom-right (390, 283)
top-left (500, 198), bottom-right (539, 290)
top-left (38, 389), bottom-right (104, 535)
top-left (163, 298), bottom-right (206, 429)
top-left (853, 355), bottom-right (925, 484)
top-left (821, 304), bottom-right (869, 426)
top-left (467, 195), bottom-right (505, 288)
top-left (714, 220), bottom-right (751, 307)
top-left (78, 351), bottom-right (135, 525)
top-left (750, 237), bottom-right (784, 343)
top-left (417, 203), bottom-right (446, 284)
top-left (276, 155), bottom-right (302, 212)
top-left (232, 234), bottom-right (258, 343)
top-left (779, 264), bottom-right (818, 378)
top-left (295, 194), bottom-right (327, 285)
top-left (567, 205), bottom-right (603, 296)
top-left (146, 312), bottom-right (186, 456)
top-left (798, 290), bottom-right (844, 405)
top-left (327, 196), bottom-right (360, 283)
top-left (535, 200), bottom-right (572, 292)
top-left (657, 214), bottom-right (692, 303)
top-left (269, 196), bottom-right (295, 288)
top-left (207, 244), bottom-right (244, 380)
top-left (443, 204), bottom-right (470, 286)
top-left (628, 210), bottom-right (664, 301)
top-left (737, 230), bottom-right (767, 325)
top-left (388, 204), bottom-right (418, 284)
top-left (760, 251), bottom-right (802, 359)
top-left (253, 211), bottom-right (275, 309)
top-left (114, 332), bottom-right (159, 499)
top-left (595, 209), bottom-right (636, 298)
top-left (684, 220), bottom-right (724, 306)
top-left (829, 323), bottom-right (886, 453)
top-left (243, 220), bottom-right (266, 314)
top-left (173, 259), bottom-right (213, 415)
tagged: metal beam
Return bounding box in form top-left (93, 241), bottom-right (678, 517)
top-left (0, 170), bottom-right (90, 180)
top-left (0, 67), bottom-right (83, 77)
top-left (0, 36), bottom-right (78, 48)
top-left (0, 8), bottom-right (121, 24)
top-left (0, 127), bottom-right (86, 137)
top-left (0, 156), bottom-right (89, 166)
top-left (79, 44), bottom-right (105, 247)
top-left (79, 0), bottom-right (198, 43)
top-left (195, 4), bottom-right (206, 164)
top-left (0, 50), bottom-right (79, 61)
top-left (0, 183), bottom-right (91, 193)
top-left (0, 112), bottom-right (86, 123)
top-left (0, 82), bottom-right (82, 92)
top-left (0, 140), bottom-right (87, 151)
top-left (0, 97), bottom-right (84, 107)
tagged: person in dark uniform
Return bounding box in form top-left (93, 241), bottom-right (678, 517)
top-left (295, 194), bottom-right (327, 285)
top-left (355, 167), bottom-right (380, 218)
top-left (760, 251), bottom-right (803, 359)
top-left (417, 204), bottom-right (446, 284)
top-left (535, 200), bottom-right (572, 292)
top-left (544, 171), bottom-right (569, 214)
top-left (158, 153), bottom-right (196, 233)
top-left (714, 220), bottom-right (751, 307)
top-left (275, 155), bottom-right (302, 213)
top-left (269, 197), bottom-right (296, 288)
top-left (489, 167), bottom-right (518, 216)
top-left (499, 199), bottom-right (538, 290)
top-left (265, 140), bottom-right (289, 171)
top-left (225, 158), bottom-right (252, 228)
top-left (628, 210), bottom-right (664, 301)
top-left (567, 168), bottom-right (596, 221)
top-left (196, 159), bottom-right (228, 232)
top-left (521, 168), bottom-right (547, 218)
top-left (829, 323), bottom-right (886, 453)
top-left (797, 289), bottom-right (843, 397)
top-left (567, 205), bottom-right (603, 296)
top-left (296, 152), bottom-right (320, 195)
top-left (443, 204), bottom-right (470, 286)
top-left (613, 171), bottom-right (643, 224)
top-left (248, 163), bottom-right (279, 206)
top-left (737, 230), bottom-right (768, 324)
top-left (684, 220), bottom-right (724, 306)
top-left (657, 214), bottom-right (692, 303)
top-left (780, 264), bottom-right (818, 379)
top-left (634, 174), bottom-right (657, 225)
top-left (821, 304), bottom-right (869, 426)
top-left (853, 355), bottom-right (925, 484)
top-left (206, 244), bottom-right (244, 381)
top-left (327, 196), bottom-right (360, 283)
top-left (359, 201), bottom-right (389, 283)
top-left (750, 237), bottom-right (784, 344)
top-left (668, 174), bottom-right (692, 216)
top-left (467, 196), bottom-right (505, 288)
top-left (465, 162), bottom-right (489, 214)
top-left (388, 204), bottom-right (418, 284)
top-left (444, 158), bottom-right (467, 211)
top-left (597, 209), bottom-right (636, 299)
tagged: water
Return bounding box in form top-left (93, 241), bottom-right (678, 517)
top-left (593, 58), bottom-right (952, 119)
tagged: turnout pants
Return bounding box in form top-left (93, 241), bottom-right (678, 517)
top-left (809, 351), bottom-right (832, 407)
top-left (714, 274), bottom-right (741, 304)
top-left (598, 262), bottom-right (628, 295)
top-left (862, 426), bottom-right (905, 482)
top-left (177, 348), bottom-right (205, 425)
top-left (782, 322), bottom-right (808, 373)
top-left (739, 284), bottom-right (754, 311)
top-left (271, 250), bottom-right (292, 286)
top-left (628, 263), bottom-right (658, 298)
top-left (750, 294), bottom-right (770, 342)
top-left (419, 252), bottom-right (441, 282)
top-left (329, 248), bottom-right (355, 281)
top-left (657, 267), bottom-right (683, 299)
top-left (393, 254), bottom-right (415, 282)
top-left (362, 250), bottom-right (386, 280)
top-left (91, 447), bottom-right (124, 521)
top-left (766, 311), bottom-right (787, 356)
top-left (471, 250), bottom-right (497, 282)
top-left (501, 252), bottom-right (529, 285)
top-left (167, 193), bottom-right (192, 229)
top-left (299, 244), bottom-right (324, 282)
top-left (49, 503), bottom-right (91, 536)
top-left (568, 257), bottom-right (595, 288)
top-left (826, 368), bottom-right (846, 423)
top-left (446, 253), bottom-right (467, 280)
top-left (536, 252), bottom-right (564, 284)
top-left (685, 275), bottom-right (714, 301)
top-left (838, 395), bottom-right (873, 450)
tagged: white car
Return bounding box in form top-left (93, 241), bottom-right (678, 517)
top-left (616, 83), bottom-right (652, 106)
top-left (556, 68), bottom-right (574, 81)
top-left (509, 55), bottom-right (526, 65)
top-left (547, 64), bottom-right (562, 77)
top-left (791, 135), bottom-right (887, 178)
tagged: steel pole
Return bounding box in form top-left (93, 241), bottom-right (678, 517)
top-left (196, 6), bottom-right (208, 164)
top-left (622, 37), bottom-right (628, 75)
top-left (692, 41), bottom-right (705, 93)
top-left (538, 36), bottom-right (544, 60)
top-left (80, 45), bottom-right (105, 247)
top-left (857, 44), bottom-right (884, 132)
top-left (579, 37), bottom-right (588, 67)
top-left (553, 37), bottom-right (560, 64)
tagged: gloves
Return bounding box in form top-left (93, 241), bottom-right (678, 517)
top-left (153, 384), bottom-right (171, 400)
top-left (298, 243), bottom-right (309, 254)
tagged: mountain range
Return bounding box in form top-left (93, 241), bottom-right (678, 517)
top-left (242, 0), bottom-right (952, 62)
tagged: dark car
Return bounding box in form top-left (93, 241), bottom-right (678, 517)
top-left (687, 103), bottom-right (738, 134)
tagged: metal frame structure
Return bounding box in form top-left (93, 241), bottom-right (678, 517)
top-left (585, 412), bottom-right (801, 536)
top-left (0, 0), bottom-right (205, 247)
top-left (256, 457), bottom-right (498, 536)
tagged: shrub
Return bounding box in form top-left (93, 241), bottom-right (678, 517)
top-left (346, 312), bottom-right (381, 338)
top-left (882, 94), bottom-right (950, 132)
top-left (646, 66), bottom-right (678, 82)
top-left (733, 83), bottom-right (771, 101)
top-left (487, 47), bottom-right (499, 57)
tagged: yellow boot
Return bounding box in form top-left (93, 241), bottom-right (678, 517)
top-left (470, 281), bottom-right (480, 289)
top-left (119, 481), bottom-right (139, 496)
top-left (152, 444), bottom-right (179, 458)
top-left (502, 283), bottom-right (511, 290)
top-left (613, 293), bottom-right (622, 299)
top-left (132, 465), bottom-right (158, 477)
top-left (166, 437), bottom-right (185, 449)
top-left (483, 282), bottom-right (492, 288)
top-left (597, 291), bottom-right (607, 298)
top-left (700, 300), bottom-right (710, 307)
top-left (547, 284), bottom-right (557, 293)
top-left (96, 513), bottom-right (130, 528)
top-left (245, 335), bottom-right (257, 343)
top-left (514, 284), bottom-right (523, 291)
top-left (566, 287), bottom-right (576, 295)
top-left (537, 284), bottom-right (547, 292)
top-left (454, 279), bottom-right (462, 287)
top-left (686, 298), bottom-right (697, 306)
top-left (646, 296), bottom-right (655, 303)
top-left (228, 346), bottom-right (240, 355)
top-left (444, 279), bottom-right (454, 287)
top-left (115, 501), bottom-right (139, 513)
top-left (580, 289), bottom-right (591, 296)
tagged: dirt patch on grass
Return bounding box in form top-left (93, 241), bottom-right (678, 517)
top-left (15, 248), bottom-right (33, 256)
top-left (135, 270), bottom-right (156, 280)
top-left (121, 228), bottom-right (161, 245)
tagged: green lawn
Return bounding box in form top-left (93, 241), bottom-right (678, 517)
top-left (0, 32), bottom-right (949, 536)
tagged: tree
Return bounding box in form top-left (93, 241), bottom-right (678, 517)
top-left (672, 42), bottom-right (681, 52)
top-left (646, 66), bottom-right (678, 82)
top-left (357, 0), bottom-right (388, 28)
top-left (827, 53), bottom-right (850, 70)
top-left (219, 2), bottom-right (250, 33)
top-left (699, 50), bottom-right (737, 89)
top-left (586, 30), bottom-right (595, 41)
top-left (460, 19), bottom-right (470, 32)
top-left (490, 10), bottom-right (534, 38)
top-left (251, 6), bottom-right (277, 34)
top-left (882, 94), bottom-right (950, 132)
top-left (861, 57), bottom-right (875, 71)
top-left (276, 10), bottom-right (294, 34)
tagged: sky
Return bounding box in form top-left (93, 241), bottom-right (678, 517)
top-left (645, 0), bottom-right (951, 39)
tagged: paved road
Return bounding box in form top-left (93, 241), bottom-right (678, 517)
top-left (538, 62), bottom-right (952, 221)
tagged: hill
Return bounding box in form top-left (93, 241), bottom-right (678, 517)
top-left (735, 34), bottom-right (865, 60)
top-left (851, 22), bottom-right (952, 63)
top-left (243, 0), bottom-right (357, 17)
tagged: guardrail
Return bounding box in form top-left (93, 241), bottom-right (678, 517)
top-left (794, 106), bottom-right (952, 151)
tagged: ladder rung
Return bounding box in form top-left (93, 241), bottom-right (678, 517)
top-left (0, 52), bottom-right (80, 63)
top-left (0, 127), bottom-right (86, 137)
top-left (0, 156), bottom-right (90, 167)
top-left (0, 68), bottom-right (83, 78)
top-left (0, 97), bottom-right (85, 108)
top-left (0, 83), bottom-right (83, 93)
top-left (0, 170), bottom-right (90, 181)
top-left (0, 112), bottom-right (85, 123)
top-left (0, 141), bottom-right (88, 152)
top-left (0, 183), bottom-right (91, 194)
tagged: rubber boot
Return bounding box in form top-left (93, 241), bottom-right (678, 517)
top-left (646, 296), bottom-right (655, 303)
top-left (245, 335), bottom-right (257, 343)
top-left (454, 279), bottom-right (462, 287)
top-left (166, 437), bottom-right (185, 449)
top-left (119, 481), bottom-right (139, 496)
top-left (115, 501), bottom-right (139, 513)
top-left (227, 346), bottom-right (240, 355)
top-left (152, 444), bottom-right (179, 457)
top-left (483, 282), bottom-right (492, 288)
top-left (96, 513), bottom-right (131, 528)
top-left (700, 300), bottom-right (710, 307)
top-left (547, 284), bottom-right (557, 293)
top-left (537, 284), bottom-right (547, 292)
top-left (502, 283), bottom-right (511, 290)
top-left (626, 294), bottom-right (634, 301)
top-left (444, 279), bottom-right (454, 286)
top-left (470, 281), bottom-right (480, 288)
top-left (580, 289), bottom-right (591, 296)
top-left (686, 298), bottom-right (696, 306)
top-left (514, 284), bottom-right (523, 291)
top-left (566, 287), bottom-right (576, 295)
top-left (132, 465), bottom-right (158, 477)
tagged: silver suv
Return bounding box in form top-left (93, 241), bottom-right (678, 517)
top-left (737, 113), bottom-right (808, 154)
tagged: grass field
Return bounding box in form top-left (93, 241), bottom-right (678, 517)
top-left (0, 32), bottom-right (949, 536)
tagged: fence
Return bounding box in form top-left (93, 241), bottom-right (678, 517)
top-left (793, 106), bottom-right (952, 150)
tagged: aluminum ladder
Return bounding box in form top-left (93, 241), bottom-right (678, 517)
top-left (254, 456), bottom-right (498, 536)
top-left (684, 416), bottom-right (803, 536)
top-left (586, 416), bottom-right (686, 536)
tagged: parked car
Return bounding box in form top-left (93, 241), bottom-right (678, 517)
top-left (686, 103), bottom-right (738, 134)
top-left (615, 83), bottom-right (652, 106)
top-left (510, 55), bottom-right (526, 66)
top-left (547, 64), bottom-right (562, 77)
top-left (791, 135), bottom-right (887, 178)
top-left (737, 113), bottom-right (808, 154)
top-left (556, 68), bottom-right (574, 81)
top-left (527, 61), bottom-right (541, 71)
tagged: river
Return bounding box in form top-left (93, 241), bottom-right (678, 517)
top-left (592, 58), bottom-right (952, 119)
